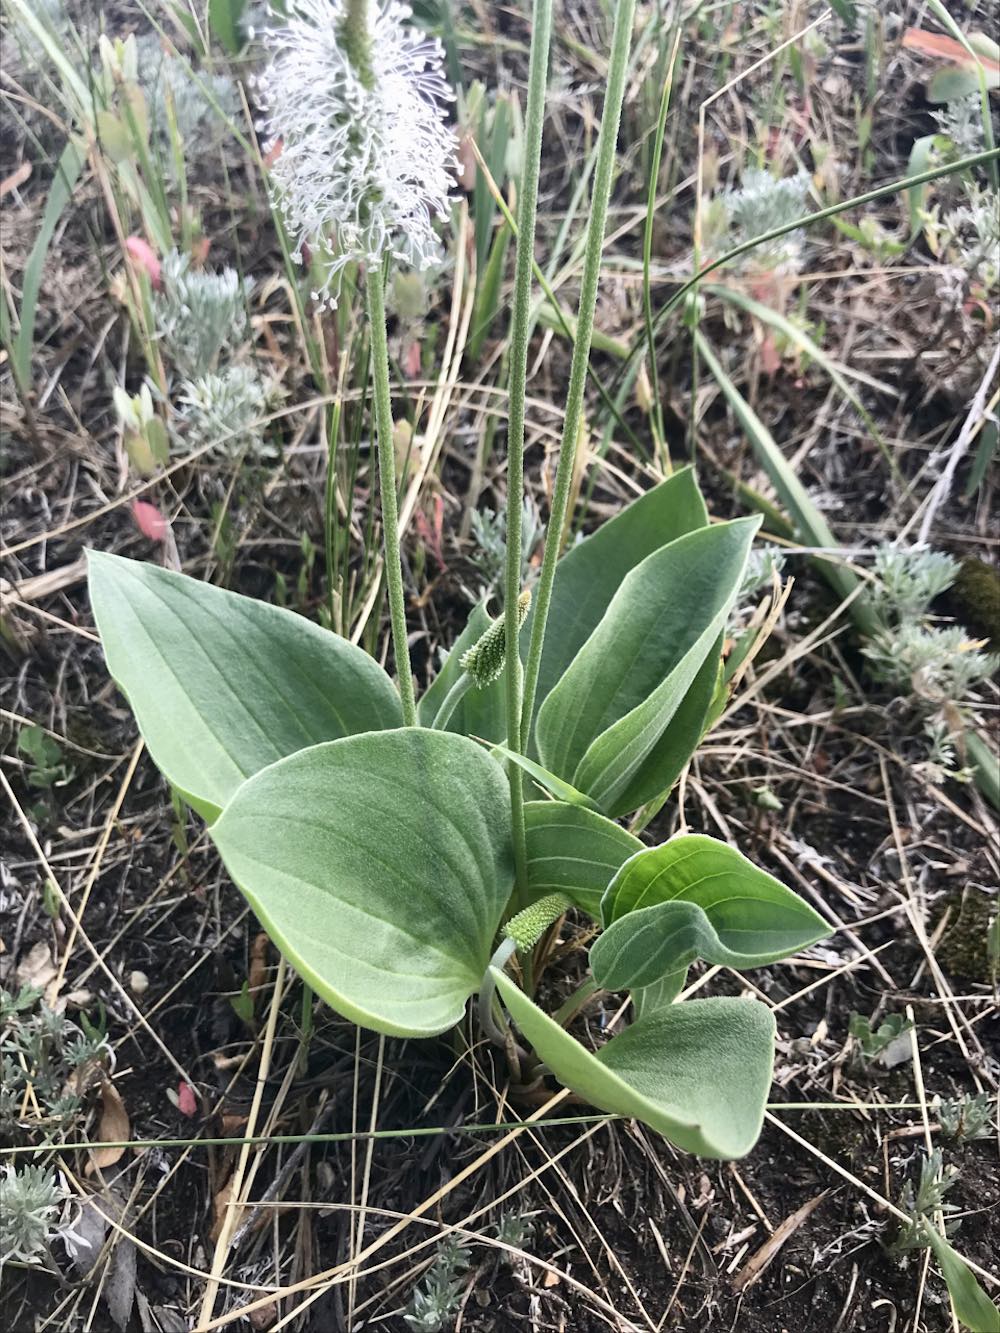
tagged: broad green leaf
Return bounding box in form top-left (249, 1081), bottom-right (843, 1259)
top-left (528, 466), bottom-right (708, 738)
top-left (905, 134), bottom-right (942, 235)
top-left (591, 896), bottom-right (827, 992)
top-left (419, 470), bottom-right (709, 749)
top-left (607, 632), bottom-right (723, 815)
top-left (927, 64), bottom-right (998, 103)
top-left (632, 972), bottom-right (687, 1020)
top-left (493, 971), bottom-right (775, 1159)
top-left (88, 552), bottom-right (402, 819)
top-left (537, 518), bottom-right (759, 816)
top-left (213, 730), bottom-right (513, 1038)
top-left (208, 0), bottom-right (246, 54)
top-left (524, 801), bottom-right (641, 917)
top-left (417, 602), bottom-right (506, 743)
top-left (924, 1227), bottom-right (1000, 1332)
top-left (601, 834), bottom-right (831, 946)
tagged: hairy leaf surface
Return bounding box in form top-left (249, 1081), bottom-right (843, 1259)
top-left (494, 972), bottom-right (774, 1159)
top-left (212, 730), bottom-right (513, 1037)
top-left (537, 518), bottom-right (759, 814)
top-left (88, 552), bottom-right (402, 818)
top-left (524, 801), bottom-right (641, 917)
top-left (597, 835), bottom-right (830, 1001)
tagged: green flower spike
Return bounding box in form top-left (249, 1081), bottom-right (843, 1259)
top-left (460, 589), bottom-right (531, 689)
top-left (504, 892), bottom-right (571, 952)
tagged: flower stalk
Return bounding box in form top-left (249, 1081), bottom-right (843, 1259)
top-left (366, 262), bottom-right (416, 724)
top-left (519, 0), bottom-right (638, 751)
top-left (504, 0), bottom-right (554, 899)
top-left (340, 0), bottom-right (376, 90)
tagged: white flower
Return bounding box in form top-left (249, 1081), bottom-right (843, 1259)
top-left (256, 0), bottom-right (458, 305)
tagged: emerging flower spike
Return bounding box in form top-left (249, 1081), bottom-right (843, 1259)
top-left (256, 0), bottom-right (458, 306)
top-left (504, 893), bottom-right (571, 952)
top-left (460, 589), bottom-right (532, 689)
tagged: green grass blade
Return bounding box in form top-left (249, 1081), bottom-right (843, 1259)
top-left (923, 1225), bottom-right (1000, 1332)
top-left (468, 217), bottom-right (512, 362)
top-left (710, 285), bottom-right (905, 489)
top-left (965, 729), bottom-right (1000, 812)
top-left (11, 139), bottom-right (86, 393)
top-left (694, 329), bottom-right (876, 632)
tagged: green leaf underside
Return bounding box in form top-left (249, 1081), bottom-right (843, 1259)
top-left (924, 1227), bottom-right (1000, 1332)
top-left (601, 834), bottom-right (830, 939)
top-left (88, 552), bottom-right (402, 818)
top-left (632, 972), bottom-right (688, 1020)
top-left (596, 836), bottom-right (829, 1020)
top-left (493, 972), bottom-right (775, 1159)
top-left (211, 730), bottom-right (513, 1038)
top-left (537, 517), bottom-right (759, 815)
top-left (524, 801), bottom-right (642, 917)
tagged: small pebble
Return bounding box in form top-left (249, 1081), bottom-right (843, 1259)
top-left (129, 970), bottom-right (149, 994)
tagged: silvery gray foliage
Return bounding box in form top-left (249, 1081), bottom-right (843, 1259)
top-left (737, 544), bottom-right (786, 603)
top-left (468, 496), bottom-right (544, 597)
top-left (1, 0), bottom-right (70, 79)
top-left (864, 544), bottom-right (959, 623)
top-left (943, 182), bottom-right (1000, 291)
top-left (859, 544), bottom-right (997, 778)
top-left (136, 34), bottom-right (238, 152)
top-left (0, 1165), bottom-right (67, 1265)
top-left (154, 251), bottom-right (253, 380)
top-left (890, 1150), bottom-right (961, 1254)
top-left (724, 168), bottom-right (812, 273)
top-left (864, 622), bottom-right (998, 703)
top-left (176, 365), bottom-right (277, 460)
top-left (403, 1237), bottom-right (470, 1332)
top-left (1, 985), bottom-right (107, 1131)
top-left (931, 93), bottom-right (986, 159)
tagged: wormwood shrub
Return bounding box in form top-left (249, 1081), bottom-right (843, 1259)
top-left (87, 467), bottom-right (831, 1160)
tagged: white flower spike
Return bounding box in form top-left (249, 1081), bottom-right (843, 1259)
top-left (256, 0), bottom-right (458, 306)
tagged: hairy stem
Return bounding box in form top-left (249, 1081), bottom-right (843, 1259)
top-left (366, 264), bottom-right (416, 725)
top-left (520, 0), bottom-right (638, 750)
top-left (504, 0), bottom-right (554, 898)
top-left (431, 672), bottom-right (473, 731)
top-left (642, 23), bottom-right (682, 467)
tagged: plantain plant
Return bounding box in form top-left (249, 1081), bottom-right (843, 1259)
top-left (86, 0), bottom-right (831, 1162)
top-left (87, 462), bottom-right (830, 1159)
